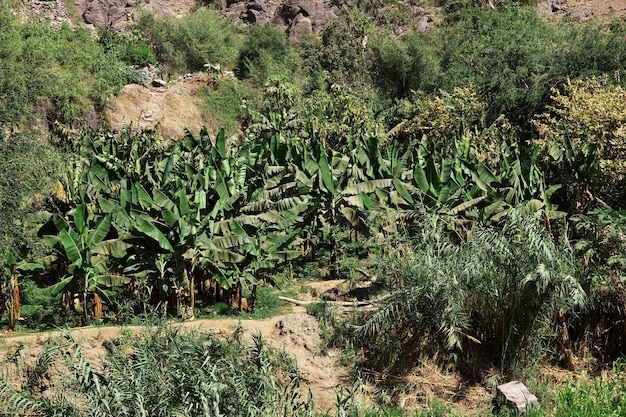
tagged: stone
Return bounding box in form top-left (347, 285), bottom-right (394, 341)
top-left (151, 79), bottom-right (167, 88)
top-left (571, 5), bottom-right (587, 23)
top-left (288, 14), bottom-right (312, 43)
top-left (497, 381), bottom-right (539, 414)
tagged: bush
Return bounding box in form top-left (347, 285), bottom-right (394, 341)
top-left (0, 327), bottom-right (314, 416)
top-left (0, 10), bottom-right (125, 125)
top-left (319, 10), bottom-right (371, 89)
top-left (138, 9), bottom-right (241, 74)
top-left (236, 23), bottom-right (295, 83)
top-left (368, 30), bottom-right (441, 99)
top-left (201, 75), bottom-right (247, 135)
top-left (0, 133), bottom-right (61, 261)
top-left (356, 212), bottom-right (584, 372)
top-left (98, 27), bottom-right (158, 67)
top-left (533, 76), bottom-right (626, 209)
top-left (399, 8), bottom-right (626, 132)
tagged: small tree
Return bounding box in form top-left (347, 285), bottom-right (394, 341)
top-left (533, 75), bottom-right (626, 210)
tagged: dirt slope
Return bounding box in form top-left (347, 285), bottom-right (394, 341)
top-left (103, 73), bottom-right (215, 139)
top-left (540, 0), bottom-right (626, 20)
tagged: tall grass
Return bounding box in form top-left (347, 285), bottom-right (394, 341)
top-left (0, 327), bottom-right (313, 416)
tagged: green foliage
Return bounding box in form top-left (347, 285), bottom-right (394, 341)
top-left (357, 212), bottom-right (584, 372)
top-left (570, 209), bottom-right (626, 361)
top-left (0, 133), bottom-right (61, 261)
top-left (249, 285), bottom-right (290, 319)
top-left (0, 327), bottom-right (314, 416)
top-left (138, 9), bottom-right (241, 74)
top-left (434, 0), bottom-right (539, 15)
top-left (237, 24), bottom-right (295, 83)
top-left (319, 10), bottom-right (371, 89)
top-left (533, 75), bottom-right (626, 209)
top-left (551, 358), bottom-right (626, 417)
top-left (98, 27), bottom-right (158, 67)
top-left (0, 10), bottom-right (125, 125)
top-left (368, 30), bottom-right (441, 99)
top-left (18, 279), bottom-right (65, 331)
top-left (306, 301), bottom-right (355, 354)
top-left (201, 75), bottom-right (247, 135)
top-left (392, 8), bottom-right (626, 131)
top-left (389, 88), bottom-right (486, 145)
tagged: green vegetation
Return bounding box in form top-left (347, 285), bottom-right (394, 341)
top-left (0, 327), bottom-right (313, 416)
top-left (137, 9), bottom-right (241, 74)
top-left (4, 0), bottom-right (626, 414)
top-left (0, 7), bottom-right (126, 125)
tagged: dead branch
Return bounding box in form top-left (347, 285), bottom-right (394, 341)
top-left (278, 296), bottom-right (374, 307)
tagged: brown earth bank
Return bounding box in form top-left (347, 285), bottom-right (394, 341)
top-left (0, 312), bottom-right (349, 413)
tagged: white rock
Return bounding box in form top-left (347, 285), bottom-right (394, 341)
top-left (497, 381), bottom-right (539, 414)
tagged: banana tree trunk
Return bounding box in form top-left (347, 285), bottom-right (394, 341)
top-left (93, 293), bottom-right (103, 319)
top-left (6, 273), bottom-right (16, 332)
top-left (190, 273), bottom-right (195, 319)
top-left (12, 272), bottom-right (19, 322)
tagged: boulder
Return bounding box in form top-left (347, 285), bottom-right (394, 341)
top-left (571, 5), bottom-right (587, 22)
top-left (288, 14), bottom-right (313, 42)
top-left (497, 381), bottom-right (539, 414)
top-left (221, 0), bottom-right (336, 37)
top-left (79, 0), bottom-right (135, 28)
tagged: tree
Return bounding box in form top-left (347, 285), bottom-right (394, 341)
top-left (533, 75), bottom-right (626, 210)
top-left (41, 202), bottom-right (131, 324)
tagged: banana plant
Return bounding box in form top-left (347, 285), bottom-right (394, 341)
top-left (1, 248), bottom-right (43, 331)
top-left (40, 202), bottom-right (131, 324)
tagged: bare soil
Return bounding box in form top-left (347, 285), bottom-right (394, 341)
top-left (540, 0), bottom-right (626, 19)
top-left (103, 73), bottom-right (223, 140)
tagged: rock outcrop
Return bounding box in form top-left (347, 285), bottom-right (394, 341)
top-left (77, 0), bottom-right (136, 28)
top-left (20, 1), bottom-right (72, 30)
top-left (73, 0), bottom-right (197, 29)
top-left (220, 0), bottom-right (338, 42)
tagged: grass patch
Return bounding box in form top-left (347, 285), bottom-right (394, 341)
top-left (200, 77), bottom-right (247, 136)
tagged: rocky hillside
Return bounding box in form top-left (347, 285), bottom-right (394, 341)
top-left (22, 0), bottom-right (626, 32)
top-left (17, 0), bottom-right (626, 139)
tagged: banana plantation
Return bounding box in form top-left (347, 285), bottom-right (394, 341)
top-left (0, 106), bottom-right (554, 327)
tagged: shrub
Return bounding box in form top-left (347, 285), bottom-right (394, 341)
top-left (388, 87), bottom-right (486, 145)
top-left (319, 11), bottom-right (371, 89)
top-left (0, 133), bottom-right (61, 261)
top-left (0, 327), bottom-right (314, 416)
top-left (236, 23), bottom-right (295, 83)
top-left (98, 27), bottom-right (158, 67)
top-left (356, 212), bottom-right (584, 372)
top-left (367, 30), bottom-right (442, 99)
top-left (0, 10), bottom-right (125, 125)
top-left (408, 8), bottom-right (626, 132)
top-left (533, 76), bottom-right (626, 209)
top-left (138, 9), bottom-right (241, 74)
top-left (201, 75), bottom-right (247, 135)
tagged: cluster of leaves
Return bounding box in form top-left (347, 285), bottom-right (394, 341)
top-left (0, 7), bottom-right (126, 125)
top-left (137, 9), bottom-right (241, 74)
top-left (533, 75), bottom-right (626, 209)
top-left (0, 133), bottom-right (61, 259)
top-left (97, 27), bottom-right (158, 68)
top-left (0, 327), bottom-right (313, 417)
top-left (355, 212), bottom-right (583, 372)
